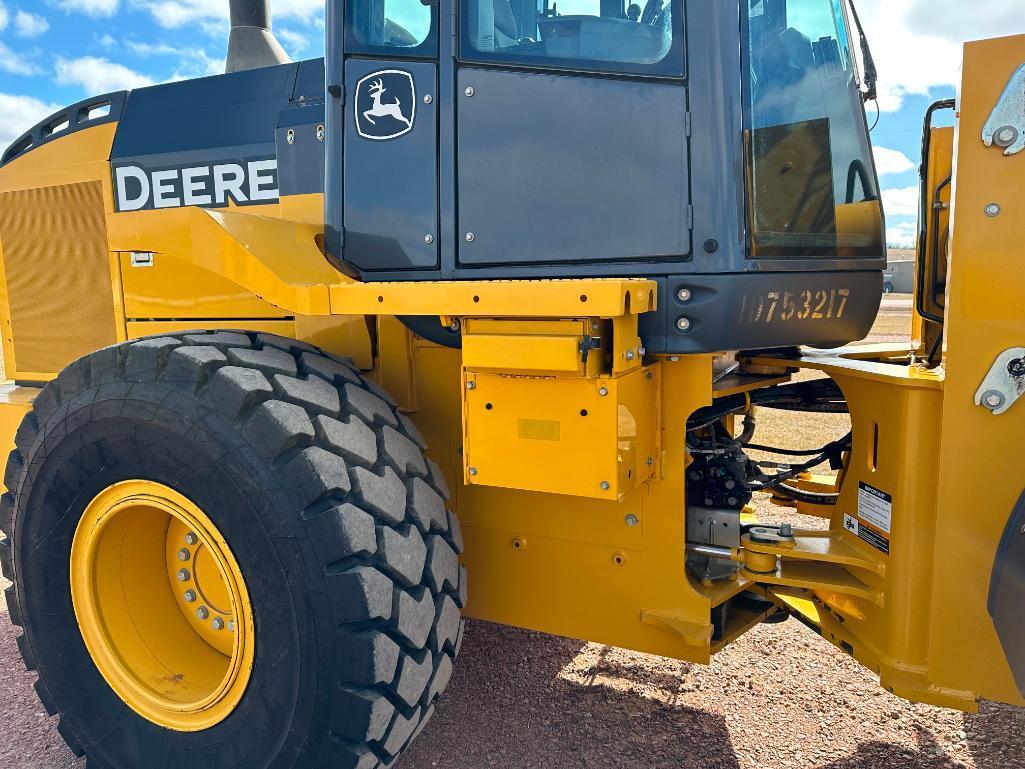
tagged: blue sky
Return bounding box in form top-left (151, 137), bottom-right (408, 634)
top-left (0, 0), bottom-right (1023, 247)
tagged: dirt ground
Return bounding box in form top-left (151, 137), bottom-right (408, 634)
top-left (2, 296), bottom-right (1023, 769)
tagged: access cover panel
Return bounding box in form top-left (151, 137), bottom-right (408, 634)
top-left (457, 68), bottom-right (690, 267)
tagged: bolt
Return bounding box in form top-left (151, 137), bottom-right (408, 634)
top-left (677, 288), bottom-right (692, 303)
top-left (183, 590), bottom-right (197, 603)
top-left (625, 514), bottom-right (639, 527)
top-left (464, 86), bottom-right (475, 97)
top-left (466, 380), bottom-right (476, 390)
top-left (177, 569), bottom-right (190, 582)
top-left (646, 457), bottom-right (654, 466)
top-left (184, 532), bottom-right (198, 546)
top-left (599, 387), bottom-right (609, 397)
top-left (600, 481), bottom-right (611, 491)
top-left (626, 349), bottom-right (636, 361)
top-left (669, 356), bottom-right (680, 362)
top-left (995, 125), bottom-right (1019, 148)
top-left (196, 606), bottom-right (209, 621)
top-left (677, 317), bottom-right (692, 332)
top-left (465, 232), bottom-right (475, 242)
top-left (449, 318), bottom-right (461, 332)
top-left (211, 617), bottom-right (225, 631)
top-left (1008, 358), bottom-right (1025, 377)
top-left (227, 621), bottom-right (236, 633)
top-left (178, 548), bottom-right (191, 562)
top-left (779, 523), bottom-right (794, 538)
top-left (469, 467), bottom-right (478, 477)
top-left (423, 94), bottom-right (433, 104)
top-left (985, 203), bottom-right (1002, 218)
top-left (424, 233), bottom-right (434, 245)
top-left (983, 390), bottom-right (1006, 410)
top-left (646, 371), bottom-right (654, 381)
top-left (286, 129), bottom-right (295, 145)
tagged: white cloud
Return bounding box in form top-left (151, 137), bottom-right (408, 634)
top-left (857, 1), bottom-right (1025, 111)
top-left (54, 0), bottom-right (119, 17)
top-left (0, 93), bottom-right (61, 148)
top-left (130, 0), bottom-right (322, 29)
top-left (882, 186), bottom-right (920, 218)
top-left (98, 33), bottom-right (116, 49)
top-left (886, 221), bottom-right (918, 249)
top-left (873, 146), bottom-right (915, 176)
top-left (123, 40), bottom-right (223, 78)
top-left (14, 10), bottom-right (49, 37)
top-left (0, 41), bottom-right (41, 75)
top-left (54, 56), bottom-right (154, 94)
top-left (0, 2), bottom-right (8, 31)
top-left (276, 28), bottom-right (309, 56)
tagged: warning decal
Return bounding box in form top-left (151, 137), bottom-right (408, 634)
top-left (844, 482), bottom-right (893, 555)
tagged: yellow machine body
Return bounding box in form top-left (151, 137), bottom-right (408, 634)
top-left (0, 30), bottom-right (1024, 715)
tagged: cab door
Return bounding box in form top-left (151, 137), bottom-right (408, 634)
top-left (337, 0), bottom-right (439, 272)
top-left (455, 0), bottom-right (689, 269)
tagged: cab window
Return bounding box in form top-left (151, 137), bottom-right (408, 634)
top-left (745, 0), bottom-right (883, 258)
top-left (347, 0), bottom-right (436, 56)
top-left (462, 0), bottom-right (683, 76)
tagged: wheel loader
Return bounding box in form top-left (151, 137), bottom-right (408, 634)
top-left (0, 0), bottom-right (1021, 766)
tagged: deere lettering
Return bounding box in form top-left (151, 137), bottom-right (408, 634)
top-left (113, 158), bottom-right (279, 212)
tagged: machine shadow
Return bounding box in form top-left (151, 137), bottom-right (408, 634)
top-left (816, 728), bottom-right (968, 769)
top-left (399, 619), bottom-right (742, 769)
top-left (964, 700), bottom-right (1025, 769)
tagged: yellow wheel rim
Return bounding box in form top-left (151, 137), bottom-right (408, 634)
top-left (70, 480), bottom-right (254, 732)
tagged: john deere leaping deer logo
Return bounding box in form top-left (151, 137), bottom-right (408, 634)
top-left (355, 70), bottom-right (416, 141)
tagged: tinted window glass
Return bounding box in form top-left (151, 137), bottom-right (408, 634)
top-left (347, 0), bottom-right (436, 55)
top-left (745, 0), bottom-right (883, 258)
top-left (462, 0), bottom-right (683, 76)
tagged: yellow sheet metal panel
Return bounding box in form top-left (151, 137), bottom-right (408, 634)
top-left (119, 252), bottom-right (290, 320)
top-left (294, 315), bottom-right (374, 371)
top-left (462, 319), bottom-right (603, 377)
top-left (0, 181), bottom-right (117, 378)
top-left (409, 346), bottom-right (720, 662)
top-left (0, 384), bottom-right (37, 494)
top-left (925, 33), bottom-right (1025, 707)
top-left (462, 366), bottom-right (658, 500)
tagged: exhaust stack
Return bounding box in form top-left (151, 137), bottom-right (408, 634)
top-left (226, 0), bottom-right (291, 74)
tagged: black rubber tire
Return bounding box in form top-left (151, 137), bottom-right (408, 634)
top-left (0, 331), bottom-right (466, 769)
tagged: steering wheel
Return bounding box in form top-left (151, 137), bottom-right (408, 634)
top-left (640, 0), bottom-right (663, 25)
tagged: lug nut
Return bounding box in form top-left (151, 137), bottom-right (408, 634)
top-left (183, 590), bottom-right (197, 603)
top-left (196, 606), bottom-right (209, 620)
top-left (177, 569), bottom-right (190, 582)
top-left (211, 617), bottom-right (225, 631)
top-left (178, 548), bottom-right (191, 562)
top-left (184, 532), bottom-right (198, 546)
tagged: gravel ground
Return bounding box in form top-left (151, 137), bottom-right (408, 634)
top-left (2, 297), bottom-right (1023, 769)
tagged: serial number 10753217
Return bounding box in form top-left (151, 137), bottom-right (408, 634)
top-left (739, 288), bottom-right (850, 325)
